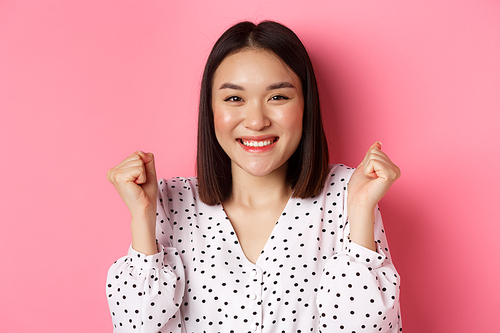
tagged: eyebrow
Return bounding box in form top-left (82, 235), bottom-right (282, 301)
top-left (266, 82), bottom-right (295, 90)
top-left (219, 82), bottom-right (244, 90)
top-left (218, 81), bottom-right (296, 91)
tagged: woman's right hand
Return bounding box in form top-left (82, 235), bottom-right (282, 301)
top-left (107, 151), bottom-right (159, 255)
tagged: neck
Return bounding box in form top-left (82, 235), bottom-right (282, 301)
top-left (227, 162), bottom-right (291, 209)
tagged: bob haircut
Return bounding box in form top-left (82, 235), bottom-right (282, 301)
top-left (197, 20), bottom-right (329, 206)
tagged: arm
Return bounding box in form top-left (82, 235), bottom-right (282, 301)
top-left (106, 152), bottom-right (185, 332)
top-left (315, 143), bottom-right (402, 332)
top-left (317, 207), bottom-right (402, 332)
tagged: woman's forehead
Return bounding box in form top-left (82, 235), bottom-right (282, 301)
top-left (213, 49), bottom-right (301, 91)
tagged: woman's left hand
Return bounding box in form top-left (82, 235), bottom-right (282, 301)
top-left (347, 142), bottom-right (401, 212)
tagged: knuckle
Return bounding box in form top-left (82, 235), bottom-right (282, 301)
top-left (114, 172), bottom-right (126, 183)
top-left (389, 168), bottom-right (400, 180)
top-left (107, 168), bottom-right (117, 182)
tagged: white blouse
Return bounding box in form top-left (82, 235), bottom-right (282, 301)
top-left (107, 164), bottom-right (402, 333)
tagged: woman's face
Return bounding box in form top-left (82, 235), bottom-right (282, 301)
top-left (212, 49), bottom-right (304, 178)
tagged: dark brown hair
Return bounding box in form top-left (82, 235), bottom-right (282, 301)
top-left (197, 21), bottom-right (329, 205)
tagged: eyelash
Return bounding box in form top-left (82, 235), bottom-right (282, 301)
top-left (224, 96), bottom-right (243, 102)
top-left (223, 95), bottom-right (290, 102)
top-left (270, 95), bottom-right (289, 101)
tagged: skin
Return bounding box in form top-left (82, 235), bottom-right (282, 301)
top-left (107, 151), bottom-right (158, 255)
top-left (347, 141), bottom-right (401, 251)
top-left (107, 49), bottom-right (400, 258)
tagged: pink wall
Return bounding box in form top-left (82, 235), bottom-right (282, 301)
top-left (1, 0), bottom-right (499, 332)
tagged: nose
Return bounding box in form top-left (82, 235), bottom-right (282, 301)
top-left (242, 101), bottom-right (271, 131)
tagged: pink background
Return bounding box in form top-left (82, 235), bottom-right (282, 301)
top-left (1, 0), bottom-right (499, 332)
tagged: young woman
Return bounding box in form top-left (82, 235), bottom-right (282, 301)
top-left (106, 21), bottom-right (402, 333)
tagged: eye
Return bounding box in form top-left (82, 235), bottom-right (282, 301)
top-left (224, 96), bottom-right (243, 102)
top-left (269, 95), bottom-right (289, 101)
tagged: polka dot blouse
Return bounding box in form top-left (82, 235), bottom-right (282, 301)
top-left (107, 164), bottom-right (402, 332)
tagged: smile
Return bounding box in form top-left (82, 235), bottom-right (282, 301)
top-left (237, 137), bottom-right (279, 151)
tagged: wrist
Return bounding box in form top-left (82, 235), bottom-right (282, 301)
top-left (130, 213), bottom-right (158, 255)
top-left (347, 206), bottom-right (376, 252)
top-left (347, 197), bottom-right (376, 214)
top-left (130, 204), bottom-right (156, 221)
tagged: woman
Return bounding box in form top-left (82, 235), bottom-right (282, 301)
top-left (107, 21), bottom-right (402, 333)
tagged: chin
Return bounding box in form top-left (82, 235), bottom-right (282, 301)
top-left (238, 161), bottom-right (287, 178)
top-left (246, 169), bottom-right (273, 177)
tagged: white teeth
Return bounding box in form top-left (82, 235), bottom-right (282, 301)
top-left (242, 140), bottom-right (273, 147)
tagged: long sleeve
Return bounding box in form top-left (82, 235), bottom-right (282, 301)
top-left (106, 180), bottom-right (186, 333)
top-left (316, 206), bottom-right (402, 332)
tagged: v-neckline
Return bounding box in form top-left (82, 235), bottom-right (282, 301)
top-left (218, 195), bottom-right (295, 267)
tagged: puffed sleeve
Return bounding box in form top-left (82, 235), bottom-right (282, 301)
top-left (106, 179), bottom-right (185, 333)
top-left (316, 206), bottom-right (402, 332)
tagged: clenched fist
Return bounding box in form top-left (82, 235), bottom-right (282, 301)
top-left (347, 142), bottom-right (401, 211)
top-left (107, 151), bottom-right (158, 216)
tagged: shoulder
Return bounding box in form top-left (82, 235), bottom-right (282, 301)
top-left (159, 176), bottom-right (198, 188)
top-left (158, 176), bottom-right (199, 200)
top-left (325, 164), bottom-right (356, 183)
top-left (315, 164), bottom-right (356, 199)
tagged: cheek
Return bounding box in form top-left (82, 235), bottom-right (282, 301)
top-left (291, 112), bottom-right (303, 129)
top-left (281, 107), bottom-right (303, 150)
top-left (280, 107), bottom-right (303, 134)
top-left (213, 108), bottom-right (236, 140)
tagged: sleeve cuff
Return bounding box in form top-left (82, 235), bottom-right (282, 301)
top-left (126, 243), bottom-right (165, 270)
top-left (345, 237), bottom-right (387, 269)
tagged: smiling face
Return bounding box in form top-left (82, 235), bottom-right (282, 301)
top-left (212, 49), bottom-right (304, 178)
